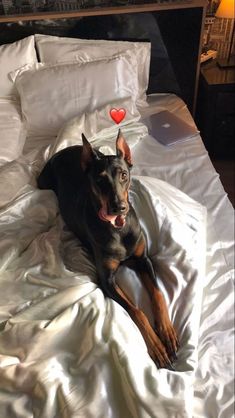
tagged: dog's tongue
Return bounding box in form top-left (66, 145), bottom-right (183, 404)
top-left (98, 207), bottom-right (125, 228)
top-left (115, 215), bottom-right (125, 227)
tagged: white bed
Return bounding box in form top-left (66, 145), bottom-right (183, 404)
top-left (0, 34), bottom-right (234, 418)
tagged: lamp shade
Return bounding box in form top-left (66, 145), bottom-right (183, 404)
top-left (215, 0), bottom-right (235, 19)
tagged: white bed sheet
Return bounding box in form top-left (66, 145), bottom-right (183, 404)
top-left (134, 94), bottom-right (235, 418)
top-left (0, 93), bottom-right (234, 418)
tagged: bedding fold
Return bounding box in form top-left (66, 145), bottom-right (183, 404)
top-left (0, 118), bottom-right (207, 417)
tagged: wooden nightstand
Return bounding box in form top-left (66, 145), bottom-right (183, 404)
top-left (196, 60), bottom-right (235, 158)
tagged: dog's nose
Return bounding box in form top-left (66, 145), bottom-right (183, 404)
top-left (110, 201), bottom-right (127, 214)
top-left (119, 202), bottom-right (127, 213)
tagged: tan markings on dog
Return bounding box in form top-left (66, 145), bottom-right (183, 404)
top-left (134, 237), bottom-right (146, 257)
top-left (140, 272), bottom-right (179, 354)
top-left (114, 284), bottom-right (170, 367)
top-left (104, 258), bottom-right (120, 271)
top-left (124, 190), bottom-right (128, 202)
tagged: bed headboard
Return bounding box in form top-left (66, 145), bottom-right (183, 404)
top-left (0, 2), bottom-right (207, 116)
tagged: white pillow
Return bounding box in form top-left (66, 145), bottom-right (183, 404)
top-left (0, 99), bottom-right (26, 165)
top-left (48, 97), bottom-right (142, 158)
top-left (11, 53), bottom-right (139, 137)
top-left (35, 34), bottom-right (150, 107)
top-left (0, 36), bottom-right (38, 99)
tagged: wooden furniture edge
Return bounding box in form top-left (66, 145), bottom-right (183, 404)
top-left (0, 2), bottom-right (207, 23)
top-left (193, 3), bottom-right (207, 114)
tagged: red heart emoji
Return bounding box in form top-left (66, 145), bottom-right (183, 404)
top-left (109, 108), bottom-right (126, 124)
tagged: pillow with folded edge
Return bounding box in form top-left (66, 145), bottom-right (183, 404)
top-left (48, 96), bottom-right (143, 158)
top-left (10, 52), bottom-right (139, 138)
top-left (0, 36), bottom-right (38, 99)
top-left (35, 34), bottom-right (151, 107)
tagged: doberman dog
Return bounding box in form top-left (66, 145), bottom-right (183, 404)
top-left (37, 130), bottom-right (179, 368)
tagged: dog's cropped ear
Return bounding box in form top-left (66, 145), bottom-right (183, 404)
top-left (116, 129), bottom-right (132, 167)
top-left (81, 133), bottom-right (95, 171)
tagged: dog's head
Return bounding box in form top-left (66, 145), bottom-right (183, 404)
top-left (81, 130), bottom-right (132, 228)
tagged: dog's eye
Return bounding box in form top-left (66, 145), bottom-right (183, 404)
top-left (121, 172), bottom-right (128, 181)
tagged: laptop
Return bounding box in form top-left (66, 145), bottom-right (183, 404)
top-left (145, 110), bottom-right (199, 146)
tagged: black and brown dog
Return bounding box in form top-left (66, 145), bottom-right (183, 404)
top-left (37, 130), bottom-right (179, 368)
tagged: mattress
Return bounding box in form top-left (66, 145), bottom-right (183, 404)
top-left (0, 93), bottom-right (234, 418)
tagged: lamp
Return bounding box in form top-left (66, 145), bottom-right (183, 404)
top-left (216, 0), bottom-right (235, 67)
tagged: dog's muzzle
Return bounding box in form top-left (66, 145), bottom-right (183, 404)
top-left (98, 202), bottom-right (127, 228)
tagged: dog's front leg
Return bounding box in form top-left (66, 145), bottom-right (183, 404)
top-left (133, 237), bottom-right (179, 362)
top-left (96, 256), bottom-right (173, 368)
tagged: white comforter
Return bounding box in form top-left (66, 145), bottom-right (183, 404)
top-left (1, 94), bottom-right (234, 418)
top-left (0, 114), bottom-right (207, 417)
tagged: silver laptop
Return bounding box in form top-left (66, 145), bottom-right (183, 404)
top-left (145, 110), bottom-right (199, 146)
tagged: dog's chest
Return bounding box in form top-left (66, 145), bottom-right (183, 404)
top-left (105, 229), bottom-right (139, 261)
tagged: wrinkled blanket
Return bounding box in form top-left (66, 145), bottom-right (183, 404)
top-left (0, 119), bottom-right (206, 418)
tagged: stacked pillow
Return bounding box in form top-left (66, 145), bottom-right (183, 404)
top-left (0, 34), bottom-right (151, 161)
top-left (35, 34), bottom-right (151, 108)
top-left (0, 36), bottom-right (38, 163)
top-left (12, 35), bottom-right (150, 137)
top-left (11, 52), bottom-right (139, 137)
top-left (0, 35), bottom-right (38, 99)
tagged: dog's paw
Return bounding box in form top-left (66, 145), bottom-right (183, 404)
top-left (155, 320), bottom-right (179, 363)
top-left (152, 290), bottom-right (179, 362)
top-left (147, 331), bottom-right (175, 369)
top-left (132, 309), bottom-right (174, 368)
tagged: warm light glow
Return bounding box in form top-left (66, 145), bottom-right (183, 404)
top-left (215, 0), bottom-right (235, 19)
